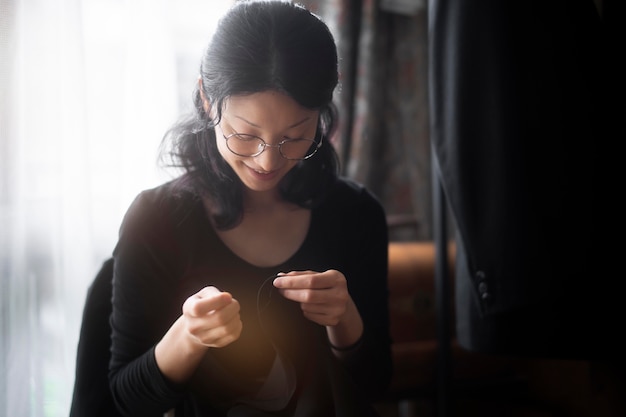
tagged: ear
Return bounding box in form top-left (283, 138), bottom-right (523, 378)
top-left (198, 76), bottom-right (212, 115)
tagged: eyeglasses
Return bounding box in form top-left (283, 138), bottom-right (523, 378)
top-left (221, 130), bottom-right (322, 161)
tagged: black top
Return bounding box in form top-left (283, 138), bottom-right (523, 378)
top-left (108, 177), bottom-right (392, 416)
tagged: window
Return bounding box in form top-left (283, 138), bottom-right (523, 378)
top-left (0, 1), bottom-right (233, 415)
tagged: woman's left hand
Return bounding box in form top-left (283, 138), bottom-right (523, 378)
top-left (272, 269), bottom-right (350, 326)
top-left (274, 269), bottom-right (364, 350)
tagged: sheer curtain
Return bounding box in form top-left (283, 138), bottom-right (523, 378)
top-left (0, 1), bottom-right (231, 416)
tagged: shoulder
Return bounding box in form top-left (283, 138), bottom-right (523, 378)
top-left (319, 177), bottom-right (387, 229)
top-left (326, 177), bottom-right (385, 212)
top-left (118, 180), bottom-right (199, 239)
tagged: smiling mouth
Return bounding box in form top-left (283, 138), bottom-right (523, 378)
top-left (246, 165), bottom-right (280, 179)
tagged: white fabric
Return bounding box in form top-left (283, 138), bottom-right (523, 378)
top-left (0, 1), bottom-right (231, 415)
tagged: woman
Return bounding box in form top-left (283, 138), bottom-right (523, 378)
top-left (108, 1), bottom-right (392, 416)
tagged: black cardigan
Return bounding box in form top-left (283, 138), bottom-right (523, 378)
top-left (72, 177), bottom-right (391, 417)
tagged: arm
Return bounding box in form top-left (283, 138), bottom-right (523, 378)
top-left (155, 287), bottom-right (242, 383)
top-left (108, 193), bottom-right (187, 416)
top-left (108, 190), bottom-right (242, 416)
top-left (333, 186), bottom-right (392, 396)
top-left (274, 182), bottom-right (392, 397)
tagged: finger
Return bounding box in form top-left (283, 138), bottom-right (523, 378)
top-left (301, 310), bottom-right (340, 327)
top-left (278, 287), bottom-right (335, 303)
top-left (207, 298), bottom-right (241, 327)
top-left (273, 272), bottom-right (333, 289)
top-left (197, 286), bottom-right (222, 297)
top-left (300, 300), bottom-right (333, 313)
top-left (186, 299), bottom-right (242, 345)
top-left (196, 314), bottom-right (243, 347)
top-left (208, 332), bottom-right (241, 348)
top-left (272, 270), bottom-right (313, 287)
top-left (277, 270), bottom-right (314, 277)
top-left (184, 287), bottom-right (234, 316)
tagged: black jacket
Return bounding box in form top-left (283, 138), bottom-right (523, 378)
top-left (429, 0), bottom-right (620, 358)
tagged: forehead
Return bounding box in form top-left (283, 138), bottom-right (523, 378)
top-left (222, 91), bottom-right (319, 129)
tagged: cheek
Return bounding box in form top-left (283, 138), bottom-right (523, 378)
top-left (216, 135), bottom-right (235, 164)
top-left (216, 141), bottom-right (243, 177)
top-left (285, 160), bottom-right (299, 173)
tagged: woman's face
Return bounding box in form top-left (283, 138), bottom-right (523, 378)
top-left (214, 91), bottom-right (320, 194)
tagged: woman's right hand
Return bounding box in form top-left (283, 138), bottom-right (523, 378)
top-left (182, 286), bottom-right (242, 348)
top-left (155, 286), bottom-right (242, 383)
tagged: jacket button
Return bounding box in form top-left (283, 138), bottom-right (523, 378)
top-left (477, 276), bottom-right (491, 301)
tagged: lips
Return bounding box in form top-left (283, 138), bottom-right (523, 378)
top-left (246, 165), bottom-right (280, 181)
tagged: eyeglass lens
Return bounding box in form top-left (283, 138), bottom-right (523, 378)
top-left (226, 134), bottom-right (318, 160)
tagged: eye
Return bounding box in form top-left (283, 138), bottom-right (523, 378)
top-left (280, 138), bottom-right (319, 160)
top-left (234, 133), bottom-right (261, 142)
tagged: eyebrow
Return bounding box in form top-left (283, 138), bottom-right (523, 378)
top-left (232, 115), bottom-right (312, 129)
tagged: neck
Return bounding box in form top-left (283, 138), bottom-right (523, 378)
top-left (243, 188), bottom-right (283, 212)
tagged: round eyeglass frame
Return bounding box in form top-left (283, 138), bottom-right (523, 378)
top-left (222, 132), bottom-right (323, 161)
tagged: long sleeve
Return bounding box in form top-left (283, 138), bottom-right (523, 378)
top-left (108, 188), bottom-right (189, 416)
top-left (323, 179), bottom-right (393, 398)
top-left (106, 179), bottom-right (393, 415)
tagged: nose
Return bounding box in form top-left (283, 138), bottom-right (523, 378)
top-left (254, 143), bottom-right (283, 171)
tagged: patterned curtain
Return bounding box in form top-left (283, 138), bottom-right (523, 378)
top-left (300, 0), bottom-right (433, 241)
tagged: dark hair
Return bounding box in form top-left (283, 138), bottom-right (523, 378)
top-left (160, 1), bottom-right (340, 230)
